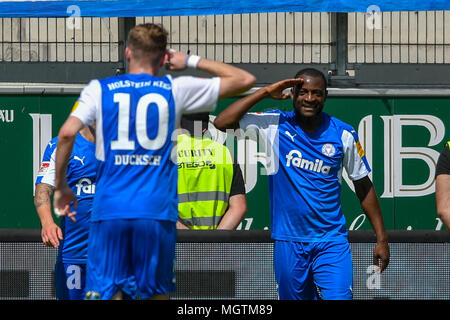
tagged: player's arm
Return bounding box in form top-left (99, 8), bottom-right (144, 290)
top-left (217, 194), bottom-right (247, 230)
top-left (213, 78), bottom-right (303, 131)
top-left (53, 116), bottom-right (84, 222)
top-left (34, 183), bottom-right (63, 247)
top-left (353, 176), bottom-right (390, 273)
top-left (166, 51), bottom-right (256, 99)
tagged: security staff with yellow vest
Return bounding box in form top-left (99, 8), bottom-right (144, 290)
top-left (177, 113), bottom-right (247, 230)
top-left (435, 141), bottom-right (450, 229)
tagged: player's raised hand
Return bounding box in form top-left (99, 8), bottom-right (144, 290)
top-left (266, 78), bottom-right (304, 100)
top-left (53, 185), bottom-right (77, 223)
top-left (164, 50), bottom-right (189, 71)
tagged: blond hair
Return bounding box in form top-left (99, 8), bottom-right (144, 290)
top-left (127, 23), bottom-right (168, 67)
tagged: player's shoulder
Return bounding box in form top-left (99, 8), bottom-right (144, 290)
top-left (327, 113), bottom-right (357, 137)
top-left (245, 108), bottom-right (287, 121)
top-left (171, 74), bottom-right (217, 89)
top-left (73, 132), bottom-right (95, 151)
top-left (249, 109), bottom-right (284, 115)
top-left (328, 113), bottom-right (353, 130)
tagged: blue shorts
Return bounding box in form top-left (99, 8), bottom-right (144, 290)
top-left (55, 261), bottom-right (87, 300)
top-left (85, 219), bottom-right (177, 300)
top-left (274, 239), bottom-right (353, 300)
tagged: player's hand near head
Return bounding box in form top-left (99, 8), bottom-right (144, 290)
top-left (214, 77), bottom-right (303, 131)
top-left (266, 78), bottom-right (304, 100)
top-left (53, 185), bottom-right (77, 223)
top-left (164, 50), bottom-right (188, 71)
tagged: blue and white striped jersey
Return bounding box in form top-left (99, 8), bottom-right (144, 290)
top-left (240, 110), bottom-right (371, 242)
top-left (38, 133), bottom-right (96, 263)
top-left (71, 73), bottom-right (220, 222)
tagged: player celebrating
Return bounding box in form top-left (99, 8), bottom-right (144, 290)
top-left (214, 68), bottom-right (390, 300)
top-left (34, 125), bottom-right (96, 299)
top-left (53, 23), bottom-right (255, 300)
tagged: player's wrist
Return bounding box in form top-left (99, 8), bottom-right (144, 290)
top-left (185, 54), bottom-right (201, 69)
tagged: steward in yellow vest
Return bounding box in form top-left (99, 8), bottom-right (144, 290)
top-left (177, 113), bottom-right (247, 230)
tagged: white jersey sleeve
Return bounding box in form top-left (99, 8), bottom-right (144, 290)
top-left (341, 129), bottom-right (370, 181)
top-left (239, 112), bottom-right (281, 131)
top-left (172, 76), bottom-right (220, 125)
top-left (239, 112), bottom-right (281, 175)
top-left (70, 79), bottom-right (101, 126)
top-left (40, 148), bottom-right (56, 187)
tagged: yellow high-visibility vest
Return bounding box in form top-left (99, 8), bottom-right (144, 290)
top-left (177, 134), bottom-right (234, 230)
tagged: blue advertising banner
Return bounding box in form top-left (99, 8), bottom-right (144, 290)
top-left (0, 0), bottom-right (449, 18)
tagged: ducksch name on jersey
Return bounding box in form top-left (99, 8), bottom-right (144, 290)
top-left (285, 149), bottom-right (331, 174)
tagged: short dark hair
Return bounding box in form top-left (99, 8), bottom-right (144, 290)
top-left (180, 113), bottom-right (210, 136)
top-left (294, 68), bottom-right (328, 90)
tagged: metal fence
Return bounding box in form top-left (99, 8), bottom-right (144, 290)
top-left (0, 17), bottom-right (120, 63)
top-left (139, 13), bottom-right (333, 64)
top-left (348, 11), bottom-right (450, 64)
top-left (1, 11), bottom-right (449, 85)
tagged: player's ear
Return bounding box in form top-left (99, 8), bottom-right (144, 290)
top-left (160, 52), bottom-right (169, 67)
top-left (290, 88), bottom-right (294, 100)
top-left (125, 47), bottom-right (132, 62)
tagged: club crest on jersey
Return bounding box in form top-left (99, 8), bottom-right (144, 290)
top-left (286, 149), bottom-right (331, 175)
top-left (321, 143), bottom-right (336, 157)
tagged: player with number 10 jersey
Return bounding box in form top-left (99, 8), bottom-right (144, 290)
top-left (55, 23), bottom-right (255, 300)
top-left (71, 72), bottom-right (220, 298)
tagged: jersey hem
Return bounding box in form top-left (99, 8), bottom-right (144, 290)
top-left (90, 215), bottom-right (177, 223)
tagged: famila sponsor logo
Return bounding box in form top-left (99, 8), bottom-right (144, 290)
top-left (285, 149), bottom-right (331, 174)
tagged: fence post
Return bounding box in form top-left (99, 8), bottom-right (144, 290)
top-left (117, 17), bottom-right (136, 74)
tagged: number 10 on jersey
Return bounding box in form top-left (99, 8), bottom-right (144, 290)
top-left (111, 92), bottom-right (169, 151)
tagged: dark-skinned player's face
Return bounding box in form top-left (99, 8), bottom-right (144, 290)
top-left (292, 75), bottom-right (327, 118)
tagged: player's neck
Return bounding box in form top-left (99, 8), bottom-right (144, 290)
top-left (295, 112), bottom-right (323, 134)
top-left (128, 60), bottom-right (159, 76)
top-left (80, 127), bottom-right (95, 143)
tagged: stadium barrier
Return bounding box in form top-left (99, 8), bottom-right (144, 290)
top-left (0, 229), bottom-right (448, 300)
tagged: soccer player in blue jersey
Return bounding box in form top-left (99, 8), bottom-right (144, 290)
top-left (52, 23), bottom-right (255, 300)
top-left (214, 68), bottom-right (390, 300)
top-left (34, 125), bottom-right (96, 300)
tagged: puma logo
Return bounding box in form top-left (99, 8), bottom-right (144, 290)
top-left (73, 155), bottom-right (85, 166)
top-left (285, 130), bottom-right (297, 142)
